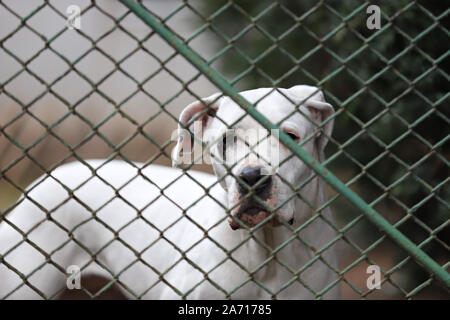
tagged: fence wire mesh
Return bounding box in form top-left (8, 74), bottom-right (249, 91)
top-left (0, 0), bottom-right (449, 299)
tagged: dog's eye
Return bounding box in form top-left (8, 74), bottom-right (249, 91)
top-left (223, 133), bottom-right (237, 148)
top-left (190, 133), bottom-right (194, 148)
top-left (284, 130), bottom-right (300, 142)
top-left (221, 133), bottom-right (236, 159)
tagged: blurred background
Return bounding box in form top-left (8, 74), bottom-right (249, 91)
top-left (0, 0), bottom-right (448, 299)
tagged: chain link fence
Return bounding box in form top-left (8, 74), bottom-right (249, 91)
top-left (0, 0), bottom-right (449, 299)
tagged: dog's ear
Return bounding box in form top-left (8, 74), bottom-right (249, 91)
top-left (172, 93), bottom-right (222, 167)
top-left (286, 85), bottom-right (334, 152)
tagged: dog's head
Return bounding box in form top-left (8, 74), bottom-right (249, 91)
top-left (172, 85), bottom-right (334, 230)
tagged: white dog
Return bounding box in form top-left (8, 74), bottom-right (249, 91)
top-left (0, 85), bottom-right (340, 299)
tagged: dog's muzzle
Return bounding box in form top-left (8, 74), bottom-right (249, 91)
top-left (229, 165), bottom-right (294, 230)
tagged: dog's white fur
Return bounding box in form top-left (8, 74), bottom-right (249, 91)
top-left (0, 85), bottom-right (340, 299)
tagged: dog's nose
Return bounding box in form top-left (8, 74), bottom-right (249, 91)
top-left (238, 166), bottom-right (271, 193)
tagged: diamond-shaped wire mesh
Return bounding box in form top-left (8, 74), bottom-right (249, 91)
top-left (0, 0), bottom-right (448, 299)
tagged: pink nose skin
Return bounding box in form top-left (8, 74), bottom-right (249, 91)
top-left (228, 211), bottom-right (270, 230)
top-left (228, 219), bottom-right (241, 230)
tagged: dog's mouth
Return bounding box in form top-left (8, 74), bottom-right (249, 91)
top-left (229, 205), bottom-right (267, 230)
top-left (229, 201), bottom-right (294, 230)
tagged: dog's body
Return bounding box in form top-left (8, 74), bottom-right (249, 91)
top-left (0, 86), bottom-right (340, 299)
